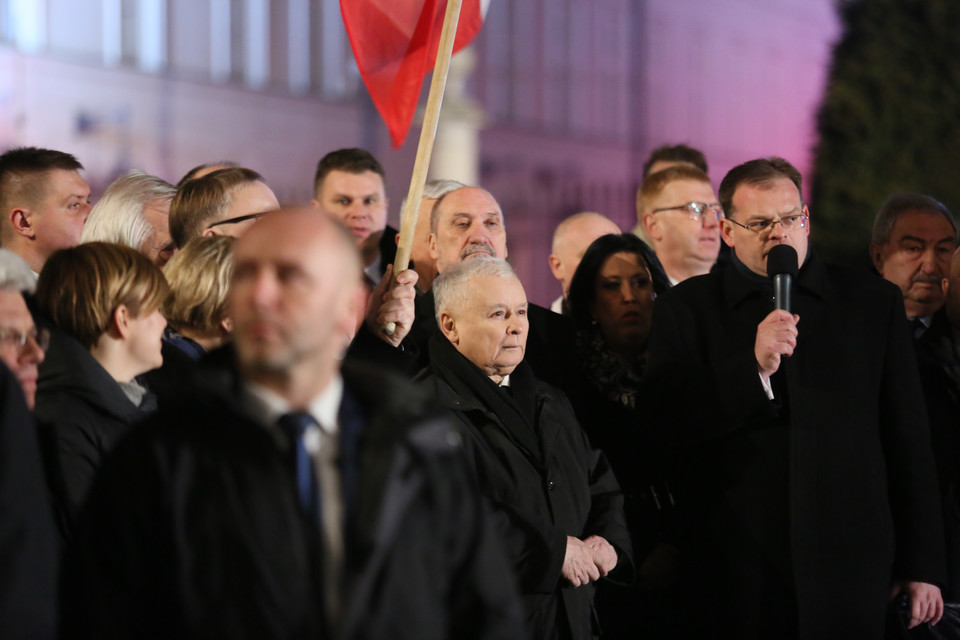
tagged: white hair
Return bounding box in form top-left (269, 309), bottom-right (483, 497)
top-left (398, 178), bottom-right (466, 215)
top-left (0, 249), bottom-right (37, 293)
top-left (81, 170), bottom-right (176, 254)
top-left (432, 255), bottom-right (517, 324)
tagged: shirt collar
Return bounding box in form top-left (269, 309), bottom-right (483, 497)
top-left (244, 374), bottom-right (343, 438)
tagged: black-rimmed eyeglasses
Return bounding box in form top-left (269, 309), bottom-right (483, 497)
top-left (207, 212), bottom-right (268, 229)
top-left (651, 201), bottom-right (724, 223)
top-left (726, 213), bottom-right (808, 234)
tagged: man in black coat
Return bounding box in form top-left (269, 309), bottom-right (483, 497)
top-left (417, 256), bottom-right (632, 640)
top-left (645, 157), bottom-right (945, 639)
top-left (61, 209), bottom-right (523, 640)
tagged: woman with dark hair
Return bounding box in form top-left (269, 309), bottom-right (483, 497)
top-left (34, 242), bottom-right (168, 537)
top-left (567, 233), bottom-right (678, 639)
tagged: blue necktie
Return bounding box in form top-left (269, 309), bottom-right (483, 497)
top-left (278, 412), bottom-right (322, 527)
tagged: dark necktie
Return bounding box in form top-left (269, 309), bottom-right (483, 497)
top-left (278, 412), bottom-right (322, 527)
top-left (910, 318), bottom-right (927, 341)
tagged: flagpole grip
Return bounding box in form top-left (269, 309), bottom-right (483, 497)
top-left (383, 0), bottom-right (464, 336)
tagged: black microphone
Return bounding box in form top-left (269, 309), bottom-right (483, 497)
top-left (767, 244), bottom-right (798, 313)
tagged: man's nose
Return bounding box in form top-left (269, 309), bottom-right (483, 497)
top-left (918, 248), bottom-right (939, 273)
top-left (702, 210), bottom-right (721, 228)
top-left (23, 336), bottom-right (45, 365)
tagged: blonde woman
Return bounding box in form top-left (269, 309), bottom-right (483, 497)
top-left (34, 242), bottom-right (167, 535)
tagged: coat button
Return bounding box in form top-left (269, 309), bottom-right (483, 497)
top-left (547, 480), bottom-right (556, 491)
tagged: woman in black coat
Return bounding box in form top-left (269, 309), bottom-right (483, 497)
top-left (34, 242), bottom-right (168, 537)
top-left (566, 233), bottom-right (679, 639)
top-left (416, 256), bottom-right (632, 640)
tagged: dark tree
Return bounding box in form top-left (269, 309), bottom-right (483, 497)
top-left (811, 0), bottom-right (960, 263)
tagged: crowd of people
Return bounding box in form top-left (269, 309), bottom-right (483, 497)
top-left (0, 142), bottom-right (957, 640)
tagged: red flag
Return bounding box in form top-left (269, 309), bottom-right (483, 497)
top-left (340, 0), bottom-right (484, 148)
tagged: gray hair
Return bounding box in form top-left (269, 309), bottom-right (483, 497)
top-left (432, 255), bottom-right (518, 324)
top-left (398, 178), bottom-right (466, 221)
top-left (0, 249), bottom-right (37, 293)
top-left (81, 170), bottom-right (176, 253)
top-left (871, 193), bottom-right (957, 246)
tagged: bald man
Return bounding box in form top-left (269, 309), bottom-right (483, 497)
top-left (62, 208), bottom-right (523, 640)
top-left (548, 212), bottom-right (621, 314)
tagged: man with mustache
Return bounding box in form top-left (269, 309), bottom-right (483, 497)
top-left (369, 186), bottom-right (583, 408)
top-left (870, 193), bottom-right (958, 338)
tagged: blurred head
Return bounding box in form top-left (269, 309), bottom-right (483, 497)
top-left (312, 149), bottom-right (388, 257)
top-left (81, 170), bottom-right (178, 267)
top-left (0, 249), bottom-right (45, 407)
top-left (434, 256), bottom-right (528, 382)
top-left (0, 147), bottom-right (90, 273)
top-left (719, 157), bottom-right (810, 277)
top-left (870, 194), bottom-right (957, 319)
top-left (568, 234), bottom-right (656, 359)
top-left (946, 247), bottom-right (960, 329)
top-left (37, 242), bottom-right (169, 380)
top-left (638, 165), bottom-right (721, 282)
top-left (549, 212), bottom-right (621, 299)
top-left (643, 143), bottom-right (708, 178)
top-left (229, 208), bottom-right (365, 400)
top-left (429, 186), bottom-right (508, 274)
top-left (169, 167), bottom-right (279, 248)
top-left (176, 161), bottom-right (239, 188)
top-left (399, 178), bottom-right (466, 291)
top-left (162, 236), bottom-right (235, 346)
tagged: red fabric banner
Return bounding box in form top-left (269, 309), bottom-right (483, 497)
top-left (340, 0), bottom-right (483, 148)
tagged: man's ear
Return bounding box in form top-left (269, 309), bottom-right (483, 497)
top-left (548, 254), bottom-right (563, 281)
top-left (10, 207), bottom-right (35, 239)
top-left (202, 227), bottom-right (220, 238)
top-left (942, 278), bottom-right (950, 296)
top-left (869, 243), bottom-right (885, 274)
top-left (310, 198), bottom-right (321, 210)
top-left (438, 311), bottom-right (458, 345)
top-left (395, 232), bottom-right (400, 247)
top-left (219, 316), bottom-right (233, 335)
top-left (640, 213), bottom-right (658, 240)
top-left (428, 233), bottom-right (439, 261)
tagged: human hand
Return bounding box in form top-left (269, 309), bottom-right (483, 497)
top-left (890, 581), bottom-right (943, 628)
top-left (366, 265), bottom-right (419, 347)
top-left (562, 536), bottom-right (601, 587)
top-left (755, 309), bottom-right (799, 379)
top-left (583, 535), bottom-right (617, 576)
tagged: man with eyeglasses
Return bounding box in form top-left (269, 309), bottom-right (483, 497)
top-left (646, 157), bottom-right (945, 639)
top-left (0, 249), bottom-right (47, 409)
top-left (169, 167), bottom-right (280, 249)
top-left (637, 165), bottom-right (723, 284)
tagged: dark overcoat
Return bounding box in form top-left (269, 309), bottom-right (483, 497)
top-left (60, 357), bottom-right (524, 640)
top-left (417, 339), bottom-right (632, 640)
top-left (645, 251), bottom-right (945, 639)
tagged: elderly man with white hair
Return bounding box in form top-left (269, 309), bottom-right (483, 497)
top-left (81, 170), bottom-right (177, 267)
top-left (416, 255), bottom-right (633, 640)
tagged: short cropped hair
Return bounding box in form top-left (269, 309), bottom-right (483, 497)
top-left (0, 147), bottom-right (83, 239)
top-left (718, 157), bottom-right (803, 221)
top-left (432, 255), bottom-right (518, 325)
top-left (637, 165), bottom-right (712, 217)
top-left (81, 170), bottom-right (176, 253)
top-left (162, 236), bottom-right (234, 337)
top-left (169, 167), bottom-right (265, 249)
top-left (871, 193), bottom-right (957, 246)
top-left (313, 148), bottom-right (385, 196)
top-left (0, 249), bottom-right (37, 294)
top-left (36, 242), bottom-right (169, 349)
top-left (176, 160), bottom-right (240, 189)
top-left (643, 144), bottom-right (708, 177)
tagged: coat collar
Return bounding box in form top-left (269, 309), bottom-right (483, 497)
top-left (723, 247), bottom-right (828, 310)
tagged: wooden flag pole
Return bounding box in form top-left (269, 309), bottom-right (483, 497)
top-left (383, 0), bottom-right (464, 336)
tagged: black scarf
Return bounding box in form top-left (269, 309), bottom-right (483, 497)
top-left (428, 333), bottom-right (542, 464)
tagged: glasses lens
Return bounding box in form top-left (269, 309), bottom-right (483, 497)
top-left (36, 329), bottom-right (50, 351)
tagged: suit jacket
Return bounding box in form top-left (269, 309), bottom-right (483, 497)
top-left (60, 354), bottom-right (524, 640)
top-left (645, 251), bottom-right (945, 640)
